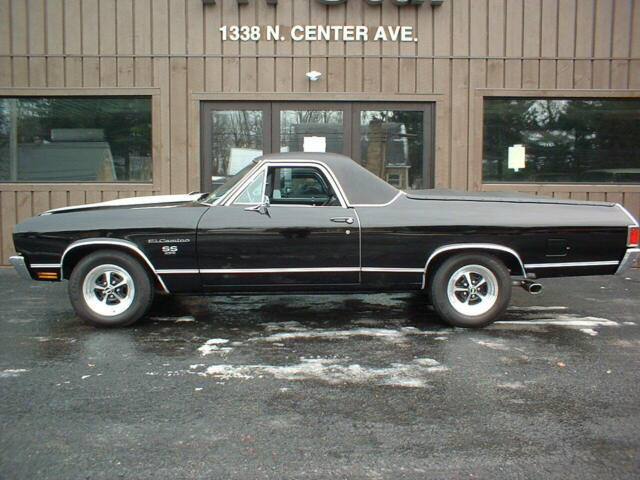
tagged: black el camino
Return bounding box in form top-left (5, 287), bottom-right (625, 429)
top-left (10, 153), bottom-right (640, 328)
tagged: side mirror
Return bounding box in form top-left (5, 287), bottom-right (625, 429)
top-left (245, 195), bottom-right (270, 215)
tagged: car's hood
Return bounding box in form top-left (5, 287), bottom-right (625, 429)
top-left (43, 193), bottom-right (205, 215)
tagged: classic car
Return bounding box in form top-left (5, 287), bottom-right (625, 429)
top-left (10, 152), bottom-right (640, 328)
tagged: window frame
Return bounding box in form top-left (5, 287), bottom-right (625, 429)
top-left (0, 89), bottom-right (159, 189)
top-left (476, 89), bottom-right (640, 189)
top-left (224, 161), bottom-right (348, 209)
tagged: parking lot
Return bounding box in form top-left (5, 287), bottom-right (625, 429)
top-left (1, 268), bottom-right (639, 479)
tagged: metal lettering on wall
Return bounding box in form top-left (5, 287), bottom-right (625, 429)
top-left (220, 25), bottom-right (418, 42)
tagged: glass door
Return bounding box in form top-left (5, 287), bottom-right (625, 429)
top-left (201, 102), bottom-right (271, 192)
top-left (201, 101), bottom-right (433, 193)
top-left (272, 103), bottom-right (352, 156)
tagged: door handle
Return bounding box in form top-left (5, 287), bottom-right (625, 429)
top-left (330, 216), bottom-right (354, 224)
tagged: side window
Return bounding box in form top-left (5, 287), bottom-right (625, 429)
top-left (233, 169), bottom-right (266, 204)
top-left (266, 167), bottom-right (340, 206)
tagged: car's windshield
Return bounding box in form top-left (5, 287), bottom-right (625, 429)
top-left (204, 162), bottom-right (257, 203)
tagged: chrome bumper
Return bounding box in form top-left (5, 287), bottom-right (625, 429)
top-left (9, 256), bottom-right (33, 280)
top-left (616, 248), bottom-right (640, 275)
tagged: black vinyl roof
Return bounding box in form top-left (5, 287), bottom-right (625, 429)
top-left (256, 152), bottom-right (399, 205)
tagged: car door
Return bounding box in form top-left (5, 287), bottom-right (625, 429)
top-left (197, 162), bottom-right (360, 291)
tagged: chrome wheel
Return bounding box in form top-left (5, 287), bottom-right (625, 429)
top-left (446, 264), bottom-right (498, 316)
top-left (82, 264), bottom-right (135, 317)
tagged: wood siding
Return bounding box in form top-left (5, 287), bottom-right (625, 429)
top-left (1, 0), bottom-right (639, 264)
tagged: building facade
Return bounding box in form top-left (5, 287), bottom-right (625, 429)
top-left (1, 0), bottom-right (639, 264)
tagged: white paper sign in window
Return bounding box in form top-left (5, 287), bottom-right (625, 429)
top-left (303, 136), bottom-right (326, 153)
top-left (508, 144), bottom-right (526, 172)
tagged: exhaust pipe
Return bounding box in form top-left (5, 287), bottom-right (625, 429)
top-left (519, 280), bottom-right (543, 295)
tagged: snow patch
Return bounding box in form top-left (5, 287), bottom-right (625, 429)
top-left (472, 339), bottom-right (511, 350)
top-left (580, 328), bottom-right (599, 336)
top-left (0, 368), bottom-right (28, 378)
top-left (507, 306), bottom-right (568, 312)
top-left (202, 357), bottom-right (447, 388)
top-left (259, 327), bottom-right (435, 343)
top-left (197, 338), bottom-right (233, 356)
top-left (497, 315), bottom-right (617, 328)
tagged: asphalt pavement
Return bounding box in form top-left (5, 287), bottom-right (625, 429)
top-left (1, 268), bottom-right (639, 479)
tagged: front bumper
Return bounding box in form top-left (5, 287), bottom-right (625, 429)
top-left (616, 248), bottom-right (640, 275)
top-left (9, 255), bottom-right (32, 280)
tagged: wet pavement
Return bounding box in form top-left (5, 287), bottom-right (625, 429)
top-left (1, 268), bottom-right (639, 480)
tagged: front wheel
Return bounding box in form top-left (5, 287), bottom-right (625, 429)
top-left (68, 250), bottom-right (154, 327)
top-left (429, 253), bottom-right (511, 328)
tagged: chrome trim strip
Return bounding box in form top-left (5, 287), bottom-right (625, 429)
top-left (351, 191), bottom-right (404, 208)
top-left (61, 239), bottom-right (170, 294)
top-left (616, 248), bottom-right (640, 275)
top-left (30, 263), bottom-right (62, 269)
top-left (525, 260), bottom-right (620, 268)
top-left (9, 256), bottom-right (32, 280)
top-left (422, 243), bottom-right (527, 289)
top-left (615, 203), bottom-right (640, 227)
top-left (361, 267), bottom-right (424, 273)
top-left (156, 269), bottom-right (199, 274)
top-left (199, 267), bottom-right (360, 274)
top-left (157, 267), bottom-right (436, 275)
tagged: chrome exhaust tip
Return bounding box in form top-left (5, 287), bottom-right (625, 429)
top-left (520, 280), bottom-right (543, 295)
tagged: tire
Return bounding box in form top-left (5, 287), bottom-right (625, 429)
top-left (68, 249), bottom-right (154, 327)
top-left (429, 253), bottom-right (511, 328)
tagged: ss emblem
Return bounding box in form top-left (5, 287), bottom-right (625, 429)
top-left (162, 245), bottom-right (178, 255)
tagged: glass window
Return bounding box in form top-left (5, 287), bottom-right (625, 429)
top-left (359, 110), bottom-right (424, 189)
top-left (234, 170), bottom-right (266, 205)
top-left (209, 109), bottom-right (263, 189)
top-left (279, 110), bottom-right (344, 154)
top-left (483, 98), bottom-right (640, 183)
top-left (266, 166), bottom-right (339, 206)
top-left (0, 96), bottom-right (152, 182)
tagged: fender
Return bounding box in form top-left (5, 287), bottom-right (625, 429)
top-left (60, 238), bottom-right (170, 294)
top-left (422, 243), bottom-right (527, 289)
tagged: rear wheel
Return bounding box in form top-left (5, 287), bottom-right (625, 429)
top-left (429, 253), bottom-right (511, 328)
top-left (68, 250), bottom-right (154, 327)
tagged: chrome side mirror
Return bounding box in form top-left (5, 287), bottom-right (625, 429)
top-left (244, 195), bottom-right (270, 216)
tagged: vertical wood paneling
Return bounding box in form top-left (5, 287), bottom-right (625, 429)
top-left (557, 0), bottom-right (576, 88)
top-left (81, 0), bottom-right (100, 87)
top-left (433, 0), bottom-right (451, 188)
top-left (415, 1), bottom-right (433, 93)
top-left (363, 2), bottom-right (381, 93)
top-left (0, 0), bottom-right (11, 87)
top-left (611, 0), bottom-right (632, 89)
top-left (309, 0), bottom-right (327, 93)
top-left (99, 0), bottom-right (118, 87)
top-left (292, 0), bottom-right (310, 92)
top-left (328, 3), bottom-right (346, 92)
top-left (116, 0), bottom-right (135, 87)
top-left (450, 0), bottom-right (469, 190)
top-left (345, 0), bottom-right (363, 93)
top-left (522, 0), bottom-right (541, 89)
top-left (540, 0), bottom-right (558, 89)
top-left (46, 0), bottom-right (65, 87)
top-left (203, 0), bottom-right (222, 91)
top-left (592, 0), bottom-right (613, 89)
top-left (504, 0), bottom-right (523, 88)
top-left (11, 0), bottom-right (29, 87)
top-left (221, 0), bottom-right (240, 92)
top-left (239, 0), bottom-right (257, 92)
top-left (134, 0), bottom-right (153, 86)
top-left (487, 0), bottom-right (505, 88)
top-left (28, 0), bottom-right (46, 87)
top-left (380, 2), bottom-right (399, 93)
top-left (260, 0), bottom-right (278, 92)
top-left (1, 192), bottom-right (16, 262)
top-left (631, 0), bottom-right (640, 89)
top-left (574, 0), bottom-right (595, 88)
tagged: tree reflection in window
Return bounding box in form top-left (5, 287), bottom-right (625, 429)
top-left (483, 98), bottom-right (640, 183)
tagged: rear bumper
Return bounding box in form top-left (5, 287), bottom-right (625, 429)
top-left (9, 256), bottom-right (32, 280)
top-left (616, 248), bottom-right (640, 275)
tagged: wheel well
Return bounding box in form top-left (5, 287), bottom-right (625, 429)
top-left (424, 248), bottom-right (525, 288)
top-left (61, 244), bottom-right (163, 290)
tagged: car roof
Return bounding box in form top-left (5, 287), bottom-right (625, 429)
top-left (256, 152), bottom-right (400, 205)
